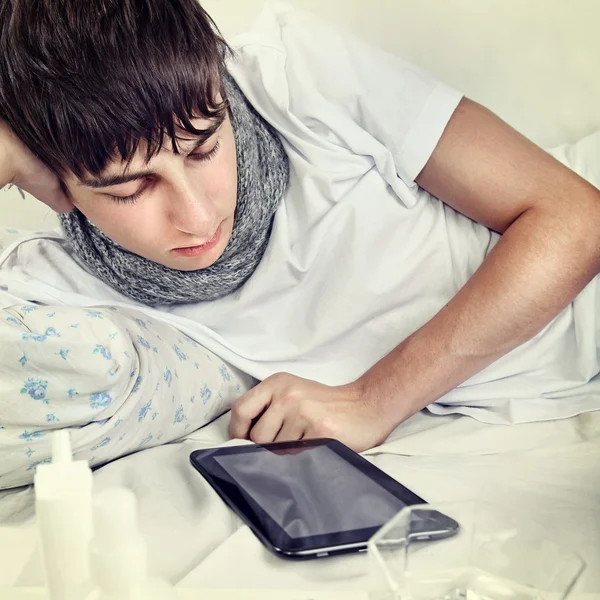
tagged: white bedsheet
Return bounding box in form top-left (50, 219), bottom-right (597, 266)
top-left (2, 409), bottom-right (599, 594)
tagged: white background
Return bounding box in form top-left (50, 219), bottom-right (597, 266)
top-left (1, 0), bottom-right (599, 230)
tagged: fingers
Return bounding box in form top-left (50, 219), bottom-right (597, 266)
top-left (36, 188), bottom-right (73, 214)
top-left (249, 406), bottom-right (285, 444)
top-left (20, 176), bottom-right (73, 214)
top-left (274, 418), bottom-right (305, 443)
top-left (1, 120), bottom-right (73, 213)
top-left (229, 384), bottom-right (273, 440)
top-left (229, 373), bottom-right (313, 445)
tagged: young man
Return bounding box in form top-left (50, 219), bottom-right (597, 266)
top-left (1, 0), bottom-right (599, 453)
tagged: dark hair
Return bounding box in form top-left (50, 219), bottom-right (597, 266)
top-left (0, 0), bottom-right (231, 177)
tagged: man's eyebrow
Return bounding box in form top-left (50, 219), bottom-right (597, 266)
top-left (78, 170), bottom-right (155, 189)
top-left (79, 120), bottom-right (224, 189)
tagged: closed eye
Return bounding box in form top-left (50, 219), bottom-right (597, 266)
top-left (189, 140), bottom-right (221, 162)
top-left (109, 189), bottom-right (144, 205)
top-left (108, 179), bottom-right (151, 205)
top-left (106, 138), bottom-right (221, 204)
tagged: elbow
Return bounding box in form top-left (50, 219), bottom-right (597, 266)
top-left (527, 179), bottom-right (600, 273)
top-left (570, 184), bottom-right (600, 269)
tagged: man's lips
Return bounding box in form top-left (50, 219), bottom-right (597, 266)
top-left (171, 224), bottom-right (222, 257)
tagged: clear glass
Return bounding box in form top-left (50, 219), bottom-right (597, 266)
top-left (368, 502), bottom-right (585, 600)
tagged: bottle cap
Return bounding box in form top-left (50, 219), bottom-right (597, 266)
top-left (51, 430), bottom-right (72, 464)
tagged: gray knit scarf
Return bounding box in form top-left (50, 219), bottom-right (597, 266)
top-left (59, 74), bottom-right (289, 306)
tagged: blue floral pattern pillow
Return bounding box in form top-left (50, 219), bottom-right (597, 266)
top-left (0, 304), bottom-right (255, 489)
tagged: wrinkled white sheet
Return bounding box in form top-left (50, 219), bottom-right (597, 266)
top-left (2, 410), bottom-right (599, 594)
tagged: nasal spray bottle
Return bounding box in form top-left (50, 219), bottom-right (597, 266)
top-left (87, 487), bottom-right (175, 600)
top-left (34, 430), bottom-right (94, 600)
top-left (34, 431), bottom-right (173, 600)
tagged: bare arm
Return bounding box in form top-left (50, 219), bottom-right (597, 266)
top-left (229, 98), bottom-right (600, 452)
top-left (357, 97), bottom-right (600, 423)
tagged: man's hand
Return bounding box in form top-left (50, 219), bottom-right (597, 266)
top-left (228, 373), bottom-right (396, 452)
top-left (0, 119), bottom-right (72, 213)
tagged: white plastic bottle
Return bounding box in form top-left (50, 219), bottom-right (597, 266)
top-left (34, 430), bottom-right (94, 600)
top-left (87, 487), bottom-right (175, 600)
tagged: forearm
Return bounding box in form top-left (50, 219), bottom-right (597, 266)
top-left (358, 185), bottom-right (600, 424)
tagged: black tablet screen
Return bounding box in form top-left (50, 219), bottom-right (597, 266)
top-left (214, 444), bottom-right (407, 539)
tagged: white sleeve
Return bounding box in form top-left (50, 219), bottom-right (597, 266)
top-left (229, 2), bottom-right (463, 187)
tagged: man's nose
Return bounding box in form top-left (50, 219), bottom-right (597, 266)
top-left (166, 179), bottom-right (217, 236)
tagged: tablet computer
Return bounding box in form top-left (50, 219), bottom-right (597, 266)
top-left (189, 438), bottom-right (459, 559)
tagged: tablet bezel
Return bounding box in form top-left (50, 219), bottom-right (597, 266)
top-left (189, 438), bottom-right (455, 559)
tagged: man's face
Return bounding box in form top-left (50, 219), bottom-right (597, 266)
top-left (63, 112), bottom-right (237, 271)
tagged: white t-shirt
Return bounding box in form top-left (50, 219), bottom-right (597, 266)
top-left (1, 3), bottom-right (599, 425)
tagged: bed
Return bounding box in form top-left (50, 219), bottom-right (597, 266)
top-left (2, 410), bottom-right (599, 594)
